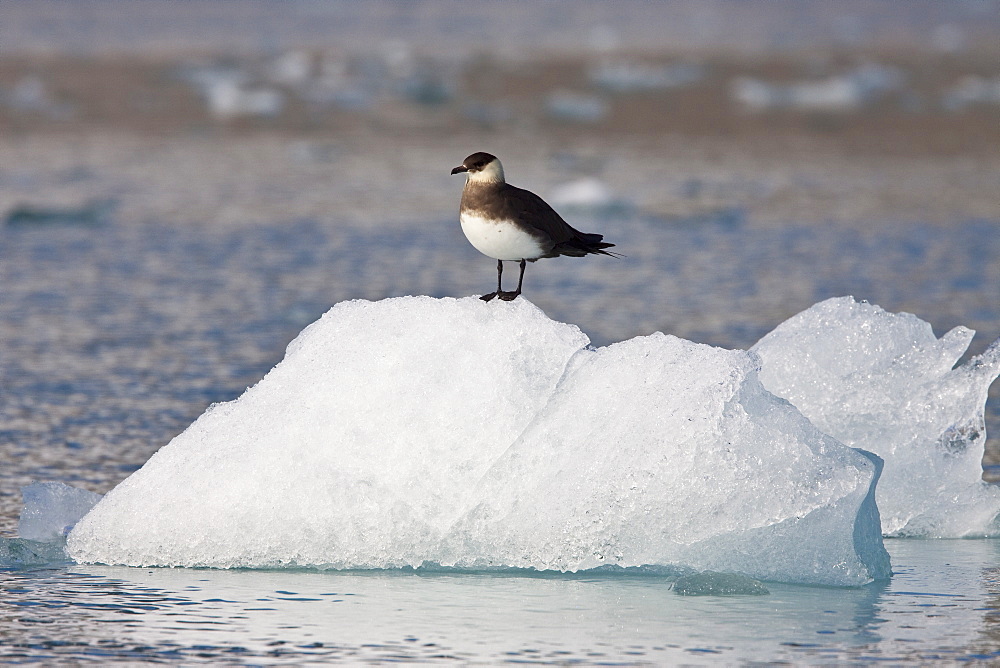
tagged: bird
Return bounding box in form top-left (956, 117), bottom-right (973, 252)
top-left (451, 152), bottom-right (619, 302)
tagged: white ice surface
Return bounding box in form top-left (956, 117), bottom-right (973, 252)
top-left (753, 296), bottom-right (1000, 537)
top-left (67, 296), bottom-right (891, 586)
top-left (439, 332), bottom-right (888, 586)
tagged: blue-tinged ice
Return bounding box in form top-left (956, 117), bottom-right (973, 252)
top-left (0, 537), bottom-right (72, 568)
top-left (19, 481), bottom-right (102, 543)
top-left (441, 333), bottom-right (889, 586)
top-left (67, 297), bottom-right (890, 586)
top-left (0, 482), bottom-right (101, 569)
top-left (753, 296), bottom-right (1000, 537)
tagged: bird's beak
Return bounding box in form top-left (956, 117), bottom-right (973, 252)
top-left (451, 165), bottom-right (468, 175)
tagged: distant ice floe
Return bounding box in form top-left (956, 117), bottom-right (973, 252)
top-left (545, 90), bottom-right (609, 122)
top-left (205, 81), bottom-right (285, 120)
top-left (942, 75), bottom-right (1000, 111)
top-left (9, 296), bottom-right (996, 585)
top-left (266, 50), bottom-right (314, 87)
top-left (181, 67), bottom-right (284, 119)
top-left (0, 75), bottom-right (75, 120)
top-left (588, 60), bottom-right (703, 93)
top-left (548, 178), bottom-right (633, 216)
top-left (177, 46), bottom-right (460, 120)
top-left (731, 64), bottom-right (905, 112)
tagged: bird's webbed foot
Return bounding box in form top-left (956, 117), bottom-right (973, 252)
top-left (480, 291), bottom-right (499, 302)
top-left (497, 290), bottom-right (521, 301)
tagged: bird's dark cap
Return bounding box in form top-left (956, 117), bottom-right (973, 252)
top-left (451, 152), bottom-right (497, 175)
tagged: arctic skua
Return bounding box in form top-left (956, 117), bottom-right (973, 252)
top-left (451, 152), bottom-right (619, 302)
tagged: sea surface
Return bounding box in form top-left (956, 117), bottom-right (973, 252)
top-left (2, 207), bottom-right (1000, 664)
top-left (2, 540), bottom-right (1000, 664)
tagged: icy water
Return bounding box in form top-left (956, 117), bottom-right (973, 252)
top-left (2, 210), bottom-right (1000, 663)
top-left (2, 540), bottom-right (1000, 664)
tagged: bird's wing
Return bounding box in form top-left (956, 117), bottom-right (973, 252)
top-left (498, 183), bottom-right (579, 244)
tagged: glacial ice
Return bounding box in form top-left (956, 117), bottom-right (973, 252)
top-left (70, 298), bottom-right (587, 571)
top-left (19, 481), bottom-right (102, 542)
top-left (67, 296), bottom-right (896, 586)
top-left (439, 333), bottom-right (888, 586)
top-left (0, 482), bottom-right (102, 569)
top-left (753, 297), bottom-right (1000, 537)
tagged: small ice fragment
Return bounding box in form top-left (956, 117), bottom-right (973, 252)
top-left (731, 65), bottom-right (903, 112)
top-left (545, 90), bottom-right (608, 122)
top-left (548, 178), bottom-right (632, 216)
top-left (19, 482), bottom-right (103, 543)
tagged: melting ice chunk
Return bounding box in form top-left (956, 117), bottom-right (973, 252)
top-left (441, 332), bottom-right (889, 586)
top-left (753, 296), bottom-right (1000, 537)
top-left (19, 481), bottom-right (103, 543)
top-left (68, 297), bottom-right (890, 586)
top-left (69, 298), bottom-right (587, 570)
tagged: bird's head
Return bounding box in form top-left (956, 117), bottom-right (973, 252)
top-left (451, 152), bottom-right (505, 184)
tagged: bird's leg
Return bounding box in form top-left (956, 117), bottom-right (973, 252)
top-left (480, 259), bottom-right (501, 301)
top-left (498, 259), bottom-right (526, 301)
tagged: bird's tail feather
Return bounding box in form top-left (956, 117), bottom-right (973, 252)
top-left (556, 235), bottom-right (623, 258)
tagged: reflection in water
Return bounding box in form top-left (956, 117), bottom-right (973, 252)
top-left (979, 541), bottom-right (1000, 652)
top-left (1, 541), bottom-right (1000, 664)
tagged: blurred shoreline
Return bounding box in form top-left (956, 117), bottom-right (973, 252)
top-left (0, 1), bottom-right (997, 229)
top-left (0, 47), bottom-right (998, 230)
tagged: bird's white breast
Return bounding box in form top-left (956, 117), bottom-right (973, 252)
top-left (460, 211), bottom-right (546, 261)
